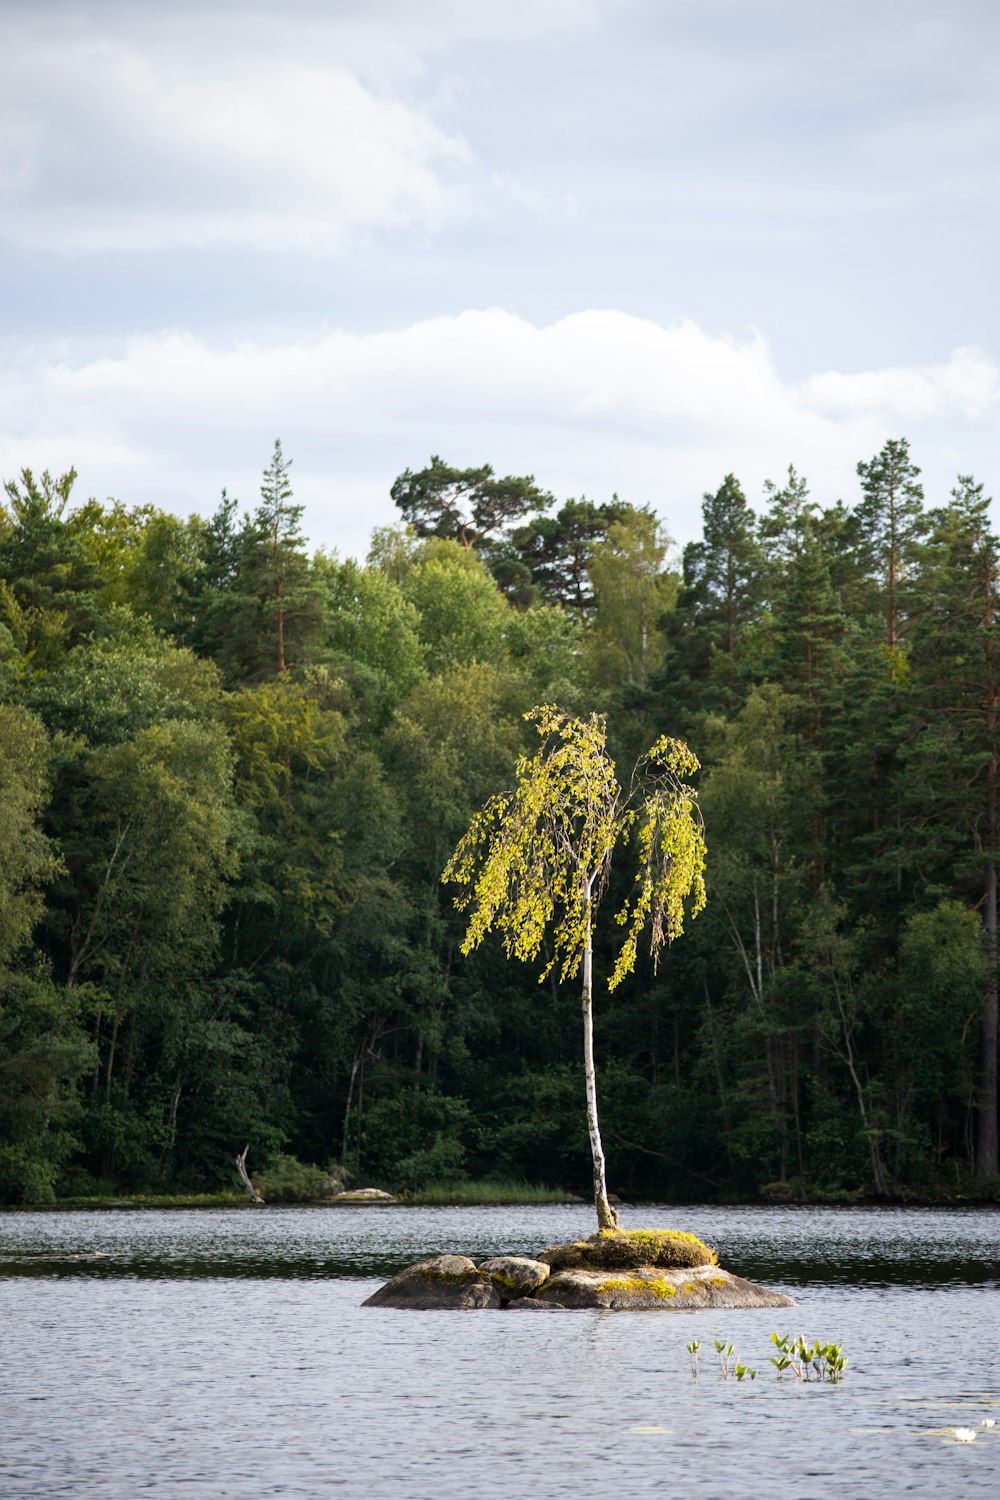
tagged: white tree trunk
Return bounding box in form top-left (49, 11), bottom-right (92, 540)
top-left (582, 890), bottom-right (618, 1231)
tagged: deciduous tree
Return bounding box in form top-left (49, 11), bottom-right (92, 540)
top-left (443, 705), bottom-right (706, 1228)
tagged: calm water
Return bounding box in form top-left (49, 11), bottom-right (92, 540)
top-left (2, 1203), bottom-right (998, 1498)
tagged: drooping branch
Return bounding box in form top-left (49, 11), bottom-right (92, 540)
top-left (442, 704), bottom-right (707, 1231)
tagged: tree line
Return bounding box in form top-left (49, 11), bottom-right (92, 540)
top-left (0, 437), bottom-right (996, 1203)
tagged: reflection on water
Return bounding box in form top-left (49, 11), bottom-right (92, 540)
top-left (2, 1204), bottom-right (998, 1499)
top-left (2, 1201), bottom-right (997, 1286)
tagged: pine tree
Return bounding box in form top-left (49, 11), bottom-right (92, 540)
top-left (390, 455), bottom-right (553, 601)
top-left (855, 438), bottom-right (925, 650)
top-left (512, 497), bottom-right (630, 614)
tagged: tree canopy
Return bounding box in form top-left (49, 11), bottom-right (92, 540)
top-left (0, 435), bottom-right (997, 1204)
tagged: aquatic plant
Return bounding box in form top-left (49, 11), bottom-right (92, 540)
top-left (709, 1340), bottom-right (757, 1381)
top-left (691, 1333), bottom-right (845, 1385)
top-left (768, 1332), bottom-right (848, 1382)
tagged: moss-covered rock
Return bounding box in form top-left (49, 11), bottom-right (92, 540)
top-left (361, 1254), bottom-right (501, 1309)
top-left (535, 1264), bottom-right (793, 1310)
top-left (536, 1228), bottom-right (715, 1272)
top-left (360, 1234), bottom-right (793, 1311)
top-left (479, 1255), bottom-right (550, 1302)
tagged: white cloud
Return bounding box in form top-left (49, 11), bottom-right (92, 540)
top-left (0, 44), bottom-right (469, 252)
top-left (0, 0), bottom-right (617, 253)
top-left (2, 310), bottom-right (997, 559)
top-left (801, 348), bottom-right (1000, 422)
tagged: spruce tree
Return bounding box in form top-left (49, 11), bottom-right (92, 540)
top-left (659, 474), bottom-right (765, 724)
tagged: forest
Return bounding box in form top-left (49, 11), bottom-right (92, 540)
top-left (1, 438), bottom-right (997, 1205)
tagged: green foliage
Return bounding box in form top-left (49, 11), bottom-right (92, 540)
top-left (390, 454), bottom-right (553, 586)
top-left (363, 1091), bottom-right (472, 1190)
top-left (190, 445), bottom-right (327, 682)
top-left (23, 628), bottom-right (222, 747)
top-left (385, 660), bottom-right (524, 876)
top-left (512, 496), bottom-right (630, 613)
top-left (660, 473), bottom-right (765, 722)
top-left (503, 604), bottom-right (583, 705)
top-left (0, 971), bottom-right (92, 1202)
top-left (250, 1154), bottom-right (342, 1202)
top-left (712, 1340), bottom-right (756, 1380)
top-left (1, 441), bottom-right (998, 1203)
top-left (401, 539), bottom-right (513, 672)
top-left (0, 703), bottom-right (61, 959)
top-left (898, 900), bottom-right (985, 1106)
top-left (769, 1331), bottom-right (848, 1382)
top-left (0, 466), bottom-right (107, 667)
top-left (855, 436), bottom-right (924, 648)
top-left (444, 704), bottom-right (706, 988)
top-left (325, 556), bottom-right (426, 716)
top-left (585, 506), bottom-right (677, 698)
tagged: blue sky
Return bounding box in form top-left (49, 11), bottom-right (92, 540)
top-left (2, 0), bottom-right (998, 558)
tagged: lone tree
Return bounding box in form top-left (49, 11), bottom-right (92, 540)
top-left (443, 705), bottom-right (707, 1230)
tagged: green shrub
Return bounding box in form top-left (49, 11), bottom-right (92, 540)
top-left (0, 1144), bottom-right (58, 1204)
top-left (393, 1135), bottom-right (467, 1192)
top-left (250, 1155), bottom-right (343, 1202)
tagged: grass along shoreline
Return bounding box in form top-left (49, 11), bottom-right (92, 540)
top-left (5, 1174), bottom-right (997, 1211)
top-left (2, 1179), bottom-right (579, 1210)
top-left (404, 1180), bottom-right (579, 1206)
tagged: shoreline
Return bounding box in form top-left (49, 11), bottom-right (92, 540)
top-left (4, 1191), bottom-right (998, 1213)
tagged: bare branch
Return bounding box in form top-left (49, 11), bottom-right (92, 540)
top-left (235, 1145), bottom-right (265, 1204)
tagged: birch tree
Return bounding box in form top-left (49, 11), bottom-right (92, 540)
top-left (443, 705), bottom-right (706, 1229)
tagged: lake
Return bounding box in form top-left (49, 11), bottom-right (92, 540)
top-left (1, 1202), bottom-right (998, 1498)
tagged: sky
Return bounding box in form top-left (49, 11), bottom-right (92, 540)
top-left (2, 0), bottom-right (998, 559)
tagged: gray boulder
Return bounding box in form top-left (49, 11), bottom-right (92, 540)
top-left (362, 1254), bottom-right (501, 1309)
top-left (326, 1187), bottom-right (398, 1204)
top-left (535, 1263), bottom-right (793, 1310)
top-left (479, 1256), bottom-right (551, 1302)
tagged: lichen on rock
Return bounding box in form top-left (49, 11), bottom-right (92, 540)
top-left (535, 1264), bottom-right (793, 1310)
